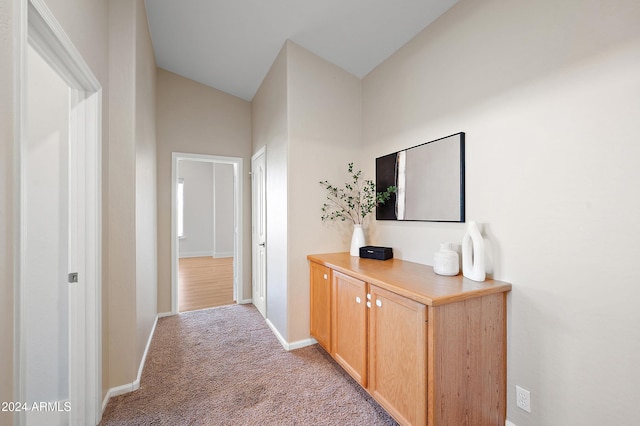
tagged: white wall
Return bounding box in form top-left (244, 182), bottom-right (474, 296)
top-left (361, 0), bottom-right (640, 424)
top-left (178, 160), bottom-right (214, 257)
top-left (213, 163), bottom-right (234, 257)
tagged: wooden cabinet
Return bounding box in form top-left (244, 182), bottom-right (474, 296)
top-left (331, 271), bottom-right (368, 386)
top-left (309, 262), bottom-right (331, 351)
top-left (308, 253), bottom-right (512, 426)
top-left (369, 284), bottom-right (427, 426)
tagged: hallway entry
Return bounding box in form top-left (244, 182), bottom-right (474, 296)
top-left (176, 159), bottom-right (234, 311)
top-left (171, 153), bottom-right (244, 314)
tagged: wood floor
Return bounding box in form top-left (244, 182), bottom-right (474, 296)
top-left (179, 256), bottom-right (235, 312)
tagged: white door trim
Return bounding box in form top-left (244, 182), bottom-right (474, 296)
top-left (171, 152), bottom-right (245, 314)
top-left (15, 0), bottom-right (102, 424)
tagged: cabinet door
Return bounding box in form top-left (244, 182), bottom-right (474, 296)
top-left (309, 262), bottom-right (331, 351)
top-left (331, 270), bottom-right (368, 386)
top-left (369, 285), bottom-right (427, 426)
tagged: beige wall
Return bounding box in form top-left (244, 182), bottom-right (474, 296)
top-left (251, 42), bottom-right (362, 343)
top-left (287, 42), bottom-right (362, 343)
top-left (362, 0), bottom-right (640, 424)
top-left (251, 45), bottom-right (289, 335)
top-left (156, 68), bottom-right (252, 312)
top-left (40, 0), bottom-right (110, 81)
top-left (0, 1), bottom-right (17, 423)
top-left (133, 0), bottom-right (158, 383)
top-left (108, 0), bottom-right (138, 387)
top-left (108, 0), bottom-right (158, 389)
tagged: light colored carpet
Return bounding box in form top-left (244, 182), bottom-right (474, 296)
top-left (100, 304), bottom-right (397, 425)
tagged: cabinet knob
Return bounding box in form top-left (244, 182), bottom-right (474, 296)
top-left (366, 301), bottom-right (371, 308)
top-left (355, 296), bottom-right (361, 304)
top-left (366, 293), bottom-right (371, 300)
top-left (376, 299), bottom-right (382, 307)
top-left (323, 274), bottom-right (328, 280)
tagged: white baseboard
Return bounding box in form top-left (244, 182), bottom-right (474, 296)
top-left (101, 382), bottom-right (134, 413)
top-left (101, 312), bottom-right (161, 414)
top-left (506, 420), bottom-right (517, 426)
top-left (135, 313), bottom-right (158, 384)
top-left (237, 298), bottom-right (252, 305)
top-left (179, 251), bottom-right (214, 258)
top-left (265, 319), bottom-right (317, 351)
top-left (289, 337), bottom-right (317, 350)
top-left (213, 251), bottom-right (233, 258)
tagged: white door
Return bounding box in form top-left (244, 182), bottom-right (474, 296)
top-left (23, 43), bottom-right (74, 426)
top-left (251, 148), bottom-right (267, 317)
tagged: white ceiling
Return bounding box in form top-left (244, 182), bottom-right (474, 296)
top-left (144, 0), bottom-right (459, 101)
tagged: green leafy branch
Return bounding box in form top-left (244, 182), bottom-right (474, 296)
top-left (320, 162), bottom-right (396, 225)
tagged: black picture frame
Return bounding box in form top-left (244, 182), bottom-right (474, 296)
top-left (376, 132), bottom-right (465, 222)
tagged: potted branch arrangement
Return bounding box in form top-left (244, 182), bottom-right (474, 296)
top-left (320, 162), bottom-right (396, 256)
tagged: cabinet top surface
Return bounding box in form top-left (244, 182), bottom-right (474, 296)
top-left (308, 252), bottom-right (511, 306)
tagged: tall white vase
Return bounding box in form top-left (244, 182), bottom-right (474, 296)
top-left (350, 224), bottom-right (365, 256)
top-left (462, 221), bottom-right (486, 282)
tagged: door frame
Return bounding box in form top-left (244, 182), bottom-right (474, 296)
top-left (171, 152), bottom-right (244, 314)
top-left (14, 0), bottom-right (102, 424)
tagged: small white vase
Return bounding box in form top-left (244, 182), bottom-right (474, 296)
top-left (462, 221), bottom-right (486, 282)
top-left (434, 243), bottom-right (459, 276)
top-left (350, 224), bottom-right (365, 256)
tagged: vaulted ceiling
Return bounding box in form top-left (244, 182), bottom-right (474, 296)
top-left (144, 0), bottom-right (458, 101)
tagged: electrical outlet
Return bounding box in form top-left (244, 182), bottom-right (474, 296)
top-left (516, 385), bottom-right (531, 413)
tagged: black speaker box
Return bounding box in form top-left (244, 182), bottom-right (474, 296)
top-left (359, 246), bottom-right (393, 260)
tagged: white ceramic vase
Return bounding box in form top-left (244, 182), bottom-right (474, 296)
top-left (433, 242), bottom-right (459, 276)
top-left (350, 224), bottom-right (365, 256)
top-left (462, 221), bottom-right (486, 282)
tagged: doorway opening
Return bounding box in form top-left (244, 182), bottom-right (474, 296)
top-left (171, 153), bottom-right (244, 314)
